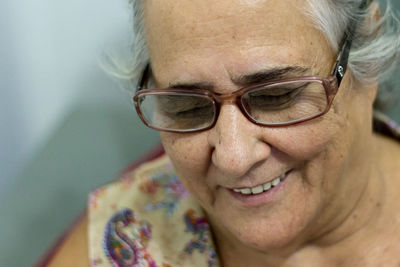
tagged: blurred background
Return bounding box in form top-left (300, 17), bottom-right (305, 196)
top-left (0, 0), bottom-right (160, 266)
top-left (0, 0), bottom-right (399, 266)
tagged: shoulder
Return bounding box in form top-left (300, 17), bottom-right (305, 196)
top-left (40, 146), bottom-right (168, 266)
top-left (46, 214), bottom-right (89, 266)
top-left (43, 153), bottom-right (213, 267)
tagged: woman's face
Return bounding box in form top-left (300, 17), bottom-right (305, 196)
top-left (144, 0), bottom-right (376, 253)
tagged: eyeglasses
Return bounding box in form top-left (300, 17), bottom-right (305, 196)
top-left (134, 0), bottom-right (371, 133)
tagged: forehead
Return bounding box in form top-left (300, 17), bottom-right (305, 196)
top-left (143, 0), bottom-right (335, 86)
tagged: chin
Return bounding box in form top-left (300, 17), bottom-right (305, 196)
top-left (209, 201), bottom-right (315, 255)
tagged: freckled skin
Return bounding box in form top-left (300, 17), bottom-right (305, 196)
top-left (143, 0), bottom-right (400, 266)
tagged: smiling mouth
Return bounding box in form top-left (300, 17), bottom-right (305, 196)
top-left (232, 170), bottom-right (290, 195)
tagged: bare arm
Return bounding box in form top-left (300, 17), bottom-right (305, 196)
top-left (48, 214), bottom-right (90, 267)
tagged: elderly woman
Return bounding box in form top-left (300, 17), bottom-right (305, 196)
top-left (48, 0), bottom-right (400, 266)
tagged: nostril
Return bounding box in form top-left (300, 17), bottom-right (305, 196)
top-left (212, 148), bottom-right (254, 177)
top-left (210, 134), bottom-right (272, 178)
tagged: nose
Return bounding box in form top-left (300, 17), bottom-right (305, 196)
top-left (208, 104), bottom-right (271, 177)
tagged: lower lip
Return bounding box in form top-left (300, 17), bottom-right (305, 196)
top-left (228, 170), bottom-right (292, 206)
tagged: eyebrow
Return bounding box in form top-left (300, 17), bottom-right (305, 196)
top-left (232, 66), bottom-right (311, 86)
top-left (168, 66), bottom-right (311, 90)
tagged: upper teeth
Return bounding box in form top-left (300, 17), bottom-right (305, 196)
top-left (233, 172), bottom-right (287, 195)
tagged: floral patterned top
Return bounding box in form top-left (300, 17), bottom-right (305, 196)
top-left (88, 112), bottom-right (400, 267)
top-left (89, 155), bottom-right (219, 267)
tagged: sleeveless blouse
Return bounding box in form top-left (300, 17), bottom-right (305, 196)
top-left (88, 113), bottom-right (400, 267)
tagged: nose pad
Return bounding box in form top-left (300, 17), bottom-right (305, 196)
top-left (208, 104), bottom-right (271, 177)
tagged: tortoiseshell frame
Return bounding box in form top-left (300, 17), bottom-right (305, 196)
top-left (133, 0), bottom-right (371, 133)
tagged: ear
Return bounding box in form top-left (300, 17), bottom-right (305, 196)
top-left (368, 80), bottom-right (379, 106)
top-left (353, 76), bottom-right (378, 105)
top-left (361, 2), bottom-right (382, 38)
top-left (361, 2), bottom-right (381, 105)
top-left (369, 2), bottom-right (381, 22)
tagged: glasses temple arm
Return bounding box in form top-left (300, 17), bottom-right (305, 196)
top-left (137, 63), bottom-right (150, 92)
top-left (331, 0), bottom-right (372, 87)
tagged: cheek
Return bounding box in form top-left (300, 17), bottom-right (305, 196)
top-left (160, 132), bottom-right (213, 200)
top-left (299, 103), bottom-right (357, 198)
top-left (270, 100), bottom-right (354, 196)
top-left (161, 132), bottom-right (210, 168)
top-left (275, 113), bottom-right (349, 162)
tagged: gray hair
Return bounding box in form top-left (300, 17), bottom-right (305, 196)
top-left (106, 0), bottom-right (400, 109)
top-left (306, 0), bottom-right (400, 109)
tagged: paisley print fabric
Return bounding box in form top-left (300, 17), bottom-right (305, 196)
top-left (89, 155), bottom-right (219, 267)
